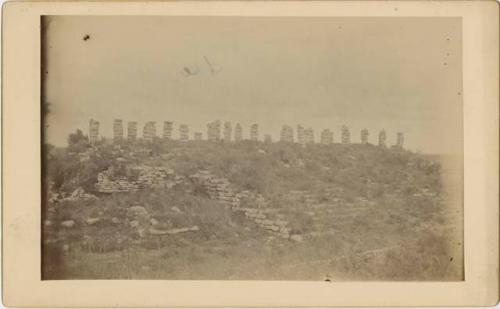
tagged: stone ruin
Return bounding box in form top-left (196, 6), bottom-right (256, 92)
top-left (163, 121), bottom-right (173, 140)
top-left (396, 132), bottom-right (404, 148)
top-left (207, 120), bottom-right (221, 141)
top-left (280, 125), bottom-right (294, 143)
top-left (341, 125), bottom-right (351, 144)
top-left (179, 124), bottom-right (189, 141)
top-left (96, 164), bottom-right (181, 193)
top-left (86, 118), bottom-right (405, 149)
top-left (127, 121), bottom-right (137, 140)
top-left (142, 121), bottom-right (157, 141)
top-left (361, 128), bottom-right (369, 144)
top-left (234, 123), bottom-right (243, 142)
top-left (297, 125), bottom-right (305, 145)
top-left (320, 129), bottom-right (333, 145)
top-left (194, 132), bottom-right (203, 141)
top-left (113, 119), bottom-right (124, 141)
top-left (189, 170), bottom-right (292, 239)
top-left (250, 124), bottom-right (259, 141)
top-left (378, 129), bottom-right (387, 147)
top-left (223, 121), bottom-right (232, 142)
top-left (304, 128), bottom-right (314, 144)
top-left (89, 119), bottom-right (100, 144)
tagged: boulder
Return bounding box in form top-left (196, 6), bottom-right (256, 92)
top-left (128, 206), bottom-right (148, 217)
top-left (60, 220), bottom-right (75, 228)
top-left (85, 218), bottom-right (100, 225)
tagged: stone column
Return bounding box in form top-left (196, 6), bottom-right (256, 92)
top-left (297, 125), bottom-right (305, 145)
top-left (250, 124), bottom-right (259, 141)
top-left (320, 129), bottom-right (333, 145)
top-left (163, 121), bottom-right (173, 140)
top-left (179, 124), bottom-right (189, 141)
top-left (113, 119), bottom-right (123, 142)
top-left (89, 119), bottom-right (100, 144)
top-left (127, 121), bottom-right (137, 140)
top-left (341, 125), bottom-right (350, 144)
top-left (280, 125), bottom-right (294, 142)
top-left (223, 121), bottom-right (232, 142)
top-left (234, 123), bottom-right (243, 142)
top-left (361, 128), bottom-right (369, 144)
top-left (378, 129), bottom-right (387, 147)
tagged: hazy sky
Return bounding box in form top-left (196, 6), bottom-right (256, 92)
top-left (43, 16), bottom-right (462, 154)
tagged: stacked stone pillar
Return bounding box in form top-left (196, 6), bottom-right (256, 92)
top-left (127, 121), bottom-right (137, 140)
top-left (113, 119), bottom-right (124, 142)
top-left (297, 125), bottom-right (305, 145)
top-left (341, 125), bottom-right (351, 144)
top-left (250, 124), bottom-right (259, 141)
top-left (143, 121), bottom-right (156, 141)
top-left (234, 123), bottom-right (243, 142)
top-left (179, 124), bottom-right (189, 141)
top-left (280, 125), bottom-right (294, 142)
top-left (320, 129), bottom-right (333, 145)
top-left (163, 121), bottom-right (173, 140)
top-left (361, 128), bottom-right (369, 144)
top-left (223, 122), bottom-right (232, 142)
top-left (89, 119), bottom-right (100, 144)
top-left (207, 120), bottom-right (221, 141)
top-left (378, 129), bottom-right (387, 147)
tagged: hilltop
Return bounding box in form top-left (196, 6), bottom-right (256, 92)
top-left (42, 136), bottom-right (463, 280)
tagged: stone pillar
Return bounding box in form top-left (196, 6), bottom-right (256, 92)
top-left (297, 125), bottom-right (305, 145)
top-left (89, 119), bottom-right (99, 144)
top-left (234, 123), bottom-right (243, 142)
top-left (396, 132), bottom-right (404, 148)
top-left (143, 121), bottom-right (156, 141)
top-left (179, 124), bottom-right (189, 141)
top-left (361, 128), bottom-right (369, 144)
top-left (194, 132), bottom-right (203, 141)
top-left (250, 124), bottom-right (259, 141)
top-left (113, 119), bottom-right (123, 141)
top-left (341, 125), bottom-right (350, 144)
top-left (264, 134), bottom-right (272, 143)
top-left (127, 121), bottom-right (137, 140)
top-left (223, 121), bottom-right (232, 142)
top-left (280, 125), bottom-right (294, 142)
top-left (320, 129), bottom-right (333, 145)
top-left (163, 121), bottom-right (173, 140)
top-left (378, 129), bottom-right (387, 147)
top-left (304, 128), bottom-right (314, 144)
top-left (207, 120), bottom-right (221, 141)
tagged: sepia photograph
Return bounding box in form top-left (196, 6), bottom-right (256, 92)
top-left (40, 15), bottom-right (464, 281)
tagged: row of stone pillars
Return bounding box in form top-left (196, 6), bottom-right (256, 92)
top-left (88, 119), bottom-right (404, 148)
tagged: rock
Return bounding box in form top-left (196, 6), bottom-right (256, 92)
top-left (129, 220), bottom-right (139, 227)
top-left (258, 149), bottom-right (266, 154)
top-left (290, 234), bottom-right (304, 242)
top-left (150, 218), bottom-right (159, 226)
top-left (85, 218), bottom-right (100, 225)
top-left (62, 244), bottom-right (70, 252)
top-left (60, 220), bottom-right (75, 228)
top-left (43, 220), bottom-right (52, 227)
top-left (171, 206), bottom-right (182, 213)
top-left (111, 217), bottom-right (120, 224)
top-left (128, 206), bottom-right (148, 217)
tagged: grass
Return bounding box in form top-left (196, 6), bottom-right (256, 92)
top-left (42, 140), bottom-right (463, 280)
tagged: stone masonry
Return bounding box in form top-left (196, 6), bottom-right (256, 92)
top-left (341, 125), bottom-right (351, 144)
top-left (179, 124), bottom-right (189, 141)
top-left (207, 120), bottom-right (221, 141)
top-left (223, 121), bottom-right (232, 142)
top-left (163, 121), bottom-right (173, 140)
top-left (234, 123), bottom-right (243, 142)
top-left (250, 124), bottom-right (259, 141)
top-left (127, 121), bottom-right (137, 140)
top-left (143, 122), bottom-right (157, 141)
top-left (297, 125), bottom-right (305, 145)
top-left (320, 129), bottom-right (333, 145)
top-left (280, 125), bottom-right (294, 143)
top-left (113, 119), bottom-right (124, 141)
top-left (361, 128), bottom-right (369, 144)
top-left (378, 129), bottom-right (387, 147)
top-left (89, 119), bottom-right (100, 144)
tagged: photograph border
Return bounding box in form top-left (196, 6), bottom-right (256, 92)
top-left (2, 1), bottom-right (499, 307)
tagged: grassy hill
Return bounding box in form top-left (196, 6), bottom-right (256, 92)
top-left (42, 139), bottom-right (463, 280)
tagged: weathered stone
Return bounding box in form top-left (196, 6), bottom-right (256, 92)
top-left (61, 220), bottom-right (75, 228)
top-left (290, 234), bottom-right (303, 242)
top-left (85, 218), bottom-right (100, 225)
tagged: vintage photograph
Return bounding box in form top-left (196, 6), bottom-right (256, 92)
top-left (41, 16), bottom-right (464, 281)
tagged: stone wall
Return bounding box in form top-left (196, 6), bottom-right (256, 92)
top-left (96, 165), bottom-right (181, 193)
top-left (189, 170), bottom-right (292, 239)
